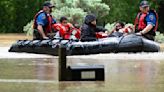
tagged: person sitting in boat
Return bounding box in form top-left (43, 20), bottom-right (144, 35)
top-left (33, 1), bottom-right (57, 40)
top-left (53, 16), bottom-right (80, 40)
top-left (135, 0), bottom-right (158, 41)
top-left (109, 22), bottom-right (134, 37)
top-left (80, 14), bottom-right (108, 41)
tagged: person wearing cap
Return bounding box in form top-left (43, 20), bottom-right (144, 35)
top-left (135, 0), bottom-right (158, 41)
top-left (80, 14), bottom-right (108, 41)
top-left (33, 1), bottom-right (56, 40)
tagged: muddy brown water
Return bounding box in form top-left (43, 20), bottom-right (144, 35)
top-left (0, 34), bottom-right (164, 92)
top-left (0, 58), bottom-right (164, 92)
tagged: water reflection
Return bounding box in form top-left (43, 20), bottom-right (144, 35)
top-left (0, 58), bottom-right (58, 80)
top-left (35, 58), bottom-right (58, 80)
top-left (0, 58), bottom-right (164, 92)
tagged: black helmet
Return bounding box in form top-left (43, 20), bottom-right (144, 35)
top-left (140, 0), bottom-right (149, 8)
top-left (43, 1), bottom-right (55, 8)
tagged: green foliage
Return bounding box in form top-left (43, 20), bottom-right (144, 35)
top-left (102, 0), bottom-right (159, 23)
top-left (52, 0), bottom-right (110, 24)
top-left (102, 0), bottom-right (139, 23)
top-left (0, 0), bottom-right (15, 33)
top-left (1, 0), bottom-right (164, 44)
top-left (0, 0), bottom-right (44, 33)
top-left (102, 0), bottom-right (164, 33)
top-left (23, 20), bottom-right (33, 36)
top-left (158, 1), bottom-right (164, 33)
top-left (104, 23), bottom-right (116, 32)
top-left (52, 7), bottom-right (86, 25)
top-left (23, 0), bottom-right (110, 35)
top-left (155, 32), bottom-right (164, 43)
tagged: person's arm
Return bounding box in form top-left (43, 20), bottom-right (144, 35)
top-left (67, 23), bottom-right (74, 30)
top-left (137, 13), bottom-right (156, 35)
top-left (37, 25), bottom-right (48, 39)
top-left (95, 26), bottom-right (107, 32)
top-left (140, 24), bottom-right (153, 34)
top-left (36, 13), bottom-right (49, 39)
top-left (80, 25), bottom-right (97, 41)
top-left (108, 28), bottom-right (116, 35)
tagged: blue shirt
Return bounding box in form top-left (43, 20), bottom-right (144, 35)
top-left (36, 12), bottom-right (56, 26)
top-left (145, 12), bottom-right (156, 26)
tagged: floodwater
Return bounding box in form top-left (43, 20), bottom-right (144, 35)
top-left (0, 58), bottom-right (164, 92)
top-left (0, 34), bottom-right (164, 92)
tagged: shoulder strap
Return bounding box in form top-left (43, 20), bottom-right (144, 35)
top-left (134, 12), bottom-right (142, 30)
top-left (150, 9), bottom-right (158, 32)
top-left (33, 10), bottom-right (48, 29)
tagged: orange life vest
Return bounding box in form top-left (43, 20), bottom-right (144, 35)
top-left (96, 32), bottom-right (108, 38)
top-left (53, 23), bottom-right (81, 40)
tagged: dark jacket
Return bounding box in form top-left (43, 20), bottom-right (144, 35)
top-left (80, 14), bottom-right (107, 42)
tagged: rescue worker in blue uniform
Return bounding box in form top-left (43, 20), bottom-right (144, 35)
top-left (33, 1), bottom-right (56, 40)
top-left (135, 0), bottom-right (158, 41)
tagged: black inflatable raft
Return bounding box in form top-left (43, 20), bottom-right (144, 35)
top-left (8, 34), bottom-right (160, 56)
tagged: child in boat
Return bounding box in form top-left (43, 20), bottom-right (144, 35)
top-left (53, 16), bottom-right (80, 40)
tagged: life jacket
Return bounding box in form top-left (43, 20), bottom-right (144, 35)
top-left (138, 13), bottom-right (147, 30)
top-left (33, 10), bottom-right (53, 35)
top-left (134, 10), bottom-right (158, 36)
top-left (53, 23), bottom-right (81, 40)
top-left (71, 28), bottom-right (81, 39)
top-left (96, 32), bottom-right (108, 38)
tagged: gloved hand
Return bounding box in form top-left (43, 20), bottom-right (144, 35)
top-left (136, 32), bottom-right (142, 36)
top-left (70, 35), bottom-right (77, 40)
top-left (43, 36), bottom-right (49, 40)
